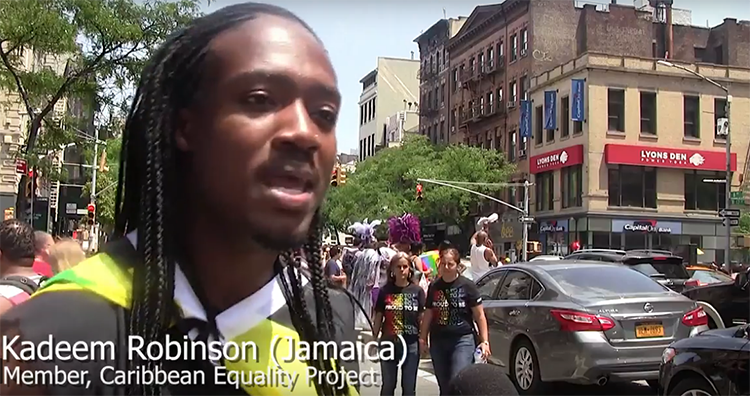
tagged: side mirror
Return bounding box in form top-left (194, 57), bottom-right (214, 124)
top-left (735, 269), bottom-right (749, 290)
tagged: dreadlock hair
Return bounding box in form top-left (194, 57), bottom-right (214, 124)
top-left (112, 4), bottom-right (343, 395)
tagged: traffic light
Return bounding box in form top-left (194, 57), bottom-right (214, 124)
top-left (331, 166), bottom-right (339, 187)
top-left (416, 183), bottom-right (423, 201)
top-left (336, 168), bottom-right (347, 185)
top-left (87, 203), bottom-right (95, 225)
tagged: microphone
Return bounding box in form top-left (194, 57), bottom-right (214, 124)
top-left (447, 364), bottom-right (519, 395)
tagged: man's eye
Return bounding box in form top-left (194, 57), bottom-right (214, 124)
top-left (316, 109), bottom-right (338, 124)
top-left (245, 92), bottom-right (275, 108)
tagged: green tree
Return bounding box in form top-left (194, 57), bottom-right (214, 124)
top-left (738, 212), bottom-right (750, 235)
top-left (322, 135), bottom-right (515, 231)
top-left (0, 0), bottom-right (203, 219)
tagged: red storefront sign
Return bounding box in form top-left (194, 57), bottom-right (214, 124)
top-left (530, 144), bottom-right (584, 174)
top-left (604, 144), bottom-right (737, 172)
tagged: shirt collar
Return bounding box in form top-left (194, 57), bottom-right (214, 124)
top-left (125, 231), bottom-right (307, 340)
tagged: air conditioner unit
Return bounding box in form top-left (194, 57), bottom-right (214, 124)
top-left (519, 149), bottom-right (527, 157)
top-left (507, 101), bottom-right (516, 108)
top-left (716, 117), bottom-right (729, 136)
top-left (521, 48), bottom-right (528, 57)
top-left (451, 126), bottom-right (455, 132)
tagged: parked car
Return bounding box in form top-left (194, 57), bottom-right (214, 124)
top-left (564, 251), bottom-right (696, 292)
top-left (476, 261), bottom-right (709, 394)
top-left (659, 324), bottom-right (749, 395)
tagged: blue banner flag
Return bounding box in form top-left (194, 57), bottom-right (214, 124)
top-left (571, 79), bottom-right (585, 122)
top-left (519, 100), bottom-right (531, 138)
top-left (544, 91), bottom-right (557, 130)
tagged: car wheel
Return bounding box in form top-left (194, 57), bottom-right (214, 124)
top-left (668, 376), bottom-right (715, 396)
top-left (510, 338), bottom-right (545, 395)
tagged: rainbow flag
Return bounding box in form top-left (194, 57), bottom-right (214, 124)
top-left (420, 250), bottom-right (440, 276)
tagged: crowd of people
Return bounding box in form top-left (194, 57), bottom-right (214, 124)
top-left (0, 219), bottom-right (87, 314)
top-left (316, 213), bottom-right (493, 396)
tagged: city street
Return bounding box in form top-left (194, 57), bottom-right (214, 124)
top-left (356, 331), bottom-right (655, 396)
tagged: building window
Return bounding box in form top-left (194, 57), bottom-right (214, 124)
top-left (360, 105), bottom-right (365, 126)
top-left (714, 98), bottom-right (727, 140)
top-left (469, 57), bottom-right (475, 74)
top-left (508, 131), bottom-right (516, 162)
top-left (451, 68), bottom-right (458, 92)
top-left (685, 171), bottom-right (726, 211)
top-left (520, 76), bottom-right (528, 101)
top-left (520, 137), bottom-right (527, 158)
top-left (562, 165), bottom-right (582, 208)
top-left (535, 171), bottom-right (554, 212)
top-left (561, 96), bottom-right (570, 138)
top-left (607, 89), bottom-right (625, 132)
top-left (497, 87), bottom-right (504, 109)
top-left (510, 80), bottom-right (517, 104)
top-left (574, 119), bottom-right (583, 134)
top-left (498, 41), bottom-right (504, 58)
top-left (510, 34), bottom-right (518, 61)
top-left (488, 91), bottom-right (494, 113)
top-left (439, 121), bottom-right (445, 142)
top-left (684, 95), bottom-right (700, 138)
top-left (450, 109), bottom-right (456, 130)
top-left (640, 91), bottom-right (657, 135)
top-left (478, 52), bottom-right (485, 73)
top-left (487, 47), bottom-right (494, 68)
top-left (480, 96), bottom-right (485, 115)
top-left (608, 165), bottom-right (657, 208)
top-left (521, 28), bottom-right (528, 55)
top-left (534, 106), bottom-right (543, 145)
top-left (440, 83), bottom-right (445, 105)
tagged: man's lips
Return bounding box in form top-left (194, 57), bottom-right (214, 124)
top-left (261, 173), bottom-right (316, 210)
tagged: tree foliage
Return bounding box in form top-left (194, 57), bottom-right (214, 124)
top-left (0, 0), bottom-right (203, 218)
top-left (322, 135), bottom-right (515, 231)
top-left (738, 212), bottom-right (750, 235)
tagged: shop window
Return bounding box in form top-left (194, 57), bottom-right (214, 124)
top-left (535, 171), bottom-right (554, 211)
top-left (608, 165), bottom-right (656, 208)
top-left (608, 89), bottom-right (625, 132)
top-left (684, 171), bottom-right (726, 211)
top-left (625, 232), bottom-right (647, 250)
top-left (562, 165), bottom-right (582, 208)
top-left (592, 232), bottom-right (610, 249)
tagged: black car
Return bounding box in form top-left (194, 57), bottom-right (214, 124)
top-left (659, 324), bottom-right (749, 395)
top-left (564, 250), bottom-right (695, 292)
top-left (683, 268), bottom-right (749, 329)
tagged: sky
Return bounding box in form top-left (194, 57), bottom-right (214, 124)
top-left (209, 0), bottom-right (749, 155)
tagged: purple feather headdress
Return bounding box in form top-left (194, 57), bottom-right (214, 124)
top-left (347, 219), bottom-right (381, 246)
top-left (388, 213), bottom-right (421, 245)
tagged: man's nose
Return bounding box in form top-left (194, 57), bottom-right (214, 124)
top-left (275, 100), bottom-right (320, 151)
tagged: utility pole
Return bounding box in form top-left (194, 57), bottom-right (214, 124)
top-left (89, 127), bottom-right (99, 252)
top-left (417, 178), bottom-right (535, 261)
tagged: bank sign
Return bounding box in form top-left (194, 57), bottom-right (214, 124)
top-left (613, 219), bottom-right (682, 234)
top-left (538, 219), bottom-right (567, 233)
top-left (604, 144), bottom-right (737, 172)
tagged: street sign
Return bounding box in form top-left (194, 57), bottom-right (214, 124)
top-left (519, 216), bottom-right (535, 223)
top-left (702, 178), bottom-right (726, 183)
top-left (718, 208), bottom-right (741, 218)
top-left (731, 191), bottom-right (743, 199)
top-left (724, 218), bottom-right (740, 227)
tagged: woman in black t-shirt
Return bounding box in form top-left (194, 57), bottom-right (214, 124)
top-left (420, 247), bottom-right (491, 395)
top-left (373, 252), bottom-right (426, 396)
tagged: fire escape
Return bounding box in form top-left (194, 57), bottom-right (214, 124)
top-left (458, 55), bottom-right (506, 137)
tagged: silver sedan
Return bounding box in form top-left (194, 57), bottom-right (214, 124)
top-left (475, 261), bottom-right (709, 394)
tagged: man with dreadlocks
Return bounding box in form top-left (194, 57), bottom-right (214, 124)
top-left (1, 3), bottom-right (360, 396)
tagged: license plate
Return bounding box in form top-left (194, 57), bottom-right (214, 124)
top-left (635, 323), bottom-right (664, 338)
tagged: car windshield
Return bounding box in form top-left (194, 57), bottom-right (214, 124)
top-left (623, 257), bottom-right (690, 279)
top-left (687, 268), bottom-right (733, 285)
top-left (547, 266), bottom-right (668, 298)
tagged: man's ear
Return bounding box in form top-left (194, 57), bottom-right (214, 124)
top-left (175, 109), bottom-right (194, 152)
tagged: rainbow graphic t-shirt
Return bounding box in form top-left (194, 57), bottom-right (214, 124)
top-left (374, 283), bottom-right (425, 343)
top-left (426, 277), bottom-right (482, 338)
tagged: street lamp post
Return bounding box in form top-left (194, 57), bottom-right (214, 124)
top-left (658, 60), bottom-right (733, 270)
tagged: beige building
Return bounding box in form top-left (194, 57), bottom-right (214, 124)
top-left (527, 52), bottom-right (750, 262)
top-left (0, 47), bottom-right (73, 215)
top-left (358, 57), bottom-right (419, 161)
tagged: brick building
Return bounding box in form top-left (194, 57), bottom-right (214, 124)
top-left (413, 18), bottom-right (466, 144)
top-left (527, 52), bottom-right (750, 262)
